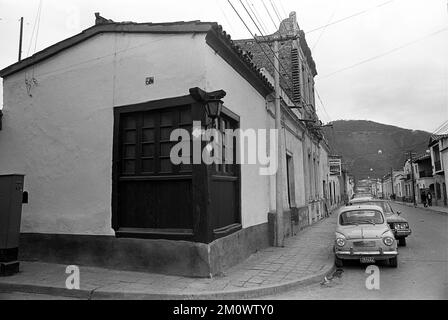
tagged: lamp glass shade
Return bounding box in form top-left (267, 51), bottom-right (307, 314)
top-left (205, 99), bottom-right (223, 120)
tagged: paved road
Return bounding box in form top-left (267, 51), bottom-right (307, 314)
top-left (1, 204), bottom-right (446, 300)
top-left (0, 291), bottom-right (78, 300)
top-left (261, 203), bottom-right (448, 300)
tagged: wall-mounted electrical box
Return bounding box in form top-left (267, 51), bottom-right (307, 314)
top-left (0, 174), bottom-right (26, 276)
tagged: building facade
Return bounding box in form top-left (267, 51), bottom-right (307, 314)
top-left (0, 13), bottom-right (332, 276)
top-left (382, 170), bottom-right (405, 200)
top-left (414, 153), bottom-right (435, 204)
top-left (429, 134), bottom-right (448, 206)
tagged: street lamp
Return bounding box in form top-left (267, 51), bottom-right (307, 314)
top-left (205, 99), bottom-right (224, 127)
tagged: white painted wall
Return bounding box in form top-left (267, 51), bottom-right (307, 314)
top-left (0, 32), bottom-right (207, 235)
top-left (204, 46), bottom-right (271, 228)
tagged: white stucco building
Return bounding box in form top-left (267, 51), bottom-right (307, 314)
top-left (0, 13), bottom-right (331, 276)
top-left (429, 134), bottom-right (448, 206)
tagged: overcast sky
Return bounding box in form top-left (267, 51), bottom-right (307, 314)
top-left (0, 0), bottom-right (447, 132)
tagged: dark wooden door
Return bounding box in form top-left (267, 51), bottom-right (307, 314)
top-left (209, 116), bottom-right (241, 237)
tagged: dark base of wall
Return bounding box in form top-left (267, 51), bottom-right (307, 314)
top-left (0, 261), bottom-right (20, 277)
top-left (0, 248), bottom-right (18, 262)
top-left (18, 223), bottom-right (269, 278)
top-left (268, 206), bottom-right (309, 246)
top-left (209, 222), bottom-right (269, 275)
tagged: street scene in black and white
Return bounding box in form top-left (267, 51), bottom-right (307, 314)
top-left (0, 0), bottom-right (447, 303)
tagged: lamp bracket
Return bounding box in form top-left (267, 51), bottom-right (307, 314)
top-left (189, 87), bottom-right (226, 102)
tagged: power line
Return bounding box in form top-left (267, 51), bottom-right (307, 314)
top-left (269, 0), bottom-right (283, 23)
top-left (315, 87), bottom-right (332, 123)
top-left (245, 0), bottom-right (267, 35)
top-left (215, 0), bottom-right (238, 35)
top-left (312, 0), bottom-right (341, 51)
top-left (230, 0), bottom-right (330, 124)
top-left (433, 120), bottom-right (448, 134)
top-left (261, 0), bottom-right (278, 31)
top-left (317, 26), bottom-right (448, 80)
top-left (234, 0), bottom-right (299, 102)
top-left (33, 0), bottom-right (43, 54)
top-left (229, 0), bottom-right (288, 90)
top-left (26, 0), bottom-right (43, 57)
top-left (249, 1), bottom-right (269, 36)
top-left (306, 0), bottom-right (395, 34)
top-left (277, 0), bottom-right (288, 18)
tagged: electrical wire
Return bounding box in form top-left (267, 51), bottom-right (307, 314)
top-left (269, 0), bottom-right (283, 23)
top-left (26, 0), bottom-right (43, 57)
top-left (234, 0), bottom-right (299, 104)
top-left (315, 87), bottom-right (332, 123)
top-left (33, 0), bottom-right (43, 54)
top-left (317, 26), bottom-right (448, 80)
top-left (261, 0), bottom-right (278, 31)
top-left (277, 0), bottom-right (288, 18)
top-left (249, 0), bottom-right (270, 35)
top-left (228, 0), bottom-right (281, 80)
top-left (312, 0), bottom-right (341, 51)
top-left (245, 0), bottom-right (267, 35)
top-left (433, 120), bottom-right (448, 134)
top-left (306, 0), bottom-right (395, 34)
top-left (215, 0), bottom-right (238, 35)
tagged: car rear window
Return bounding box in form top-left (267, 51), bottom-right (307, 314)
top-left (340, 210), bottom-right (384, 225)
top-left (351, 201), bottom-right (393, 214)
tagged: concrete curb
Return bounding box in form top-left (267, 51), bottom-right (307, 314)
top-left (0, 263), bottom-right (336, 300)
top-left (394, 201), bottom-right (448, 216)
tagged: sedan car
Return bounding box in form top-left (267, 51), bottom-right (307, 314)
top-left (349, 199), bottom-right (411, 246)
top-left (334, 205), bottom-right (398, 268)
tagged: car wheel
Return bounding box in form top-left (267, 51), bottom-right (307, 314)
top-left (389, 257), bottom-right (398, 268)
top-left (398, 238), bottom-right (407, 246)
top-left (335, 256), bottom-right (344, 267)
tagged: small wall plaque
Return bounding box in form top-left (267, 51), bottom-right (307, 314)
top-left (145, 77), bottom-right (154, 86)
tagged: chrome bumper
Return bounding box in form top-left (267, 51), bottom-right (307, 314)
top-left (393, 229), bottom-right (411, 237)
top-left (336, 250), bottom-right (398, 260)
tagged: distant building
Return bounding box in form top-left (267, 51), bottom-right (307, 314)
top-left (414, 153), bottom-right (435, 204)
top-left (429, 134), bottom-right (448, 206)
top-left (382, 170), bottom-right (405, 200)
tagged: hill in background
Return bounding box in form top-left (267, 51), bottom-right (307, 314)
top-left (322, 120), bottom-right (431, 181)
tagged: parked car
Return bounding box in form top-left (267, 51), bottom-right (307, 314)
top-left (334, 205), bottom-right (398, 268)
top-left (352, 193), bottom-right (373, 200)
top-left (348, 199), bottom-right (411, 246)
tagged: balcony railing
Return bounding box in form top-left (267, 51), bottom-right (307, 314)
top-left (435, 160), bottom-right (442, 172)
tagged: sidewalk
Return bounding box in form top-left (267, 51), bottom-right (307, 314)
top-left (0, 213), bottom-right (338, 300)
top-left (394, 201), bottom-right (448, 215)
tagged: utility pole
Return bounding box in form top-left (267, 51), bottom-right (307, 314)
top-left (408, 151), bottom-right (417, 206)
top-left (18, 17), bottom-right (24, 62)
top-left (273, 39), bottom-right (284, 247)
top-left (390, 167), bottom-right (394, 199)
top-left (258, 34), bottom-right (298, 247)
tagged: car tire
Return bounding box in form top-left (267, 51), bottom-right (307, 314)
top-left (335, 256), bottom-right (344, 268)
top-left (389, 257), bottom-right (398, 268)
top-left (398, 238), bottom-right (406, 246)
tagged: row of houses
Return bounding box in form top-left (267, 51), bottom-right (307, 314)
top-left (381, 133), bottom-right (448, 207)
top-left (0, 13), bottom-right (349, 277)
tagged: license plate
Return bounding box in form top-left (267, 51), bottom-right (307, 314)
top-left (360, 257), bottom-right (375, 264)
